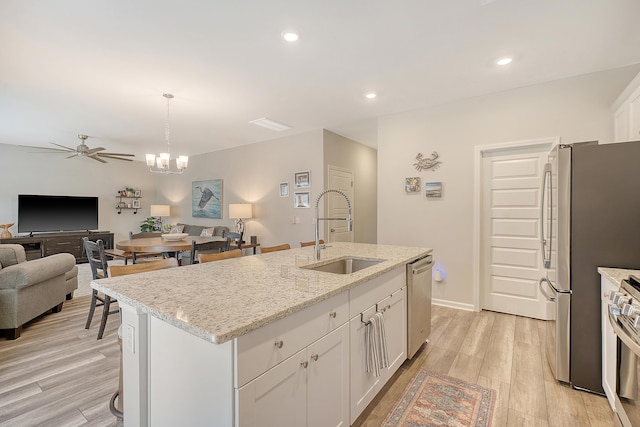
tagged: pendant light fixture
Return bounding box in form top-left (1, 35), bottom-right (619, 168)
top-left (146, 93), bottom-right (189, 174)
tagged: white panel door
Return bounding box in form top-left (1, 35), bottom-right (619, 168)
top-left (480, 147), bottom-right (553, 320)
top-left (327, 165), bottom-right (354, 243)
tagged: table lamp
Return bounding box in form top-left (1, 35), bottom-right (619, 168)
top-left (229, 204), bottom-right (252, 234)
top-left (150, 205), bottom-right (171, 231)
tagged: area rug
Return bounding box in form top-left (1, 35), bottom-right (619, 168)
top-left (382, 368), bottom-right (495, 427)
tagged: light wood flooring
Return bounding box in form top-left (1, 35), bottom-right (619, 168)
top-left (0, 299), bottom-right (615, 426)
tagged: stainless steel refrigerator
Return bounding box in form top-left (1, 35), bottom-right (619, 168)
top-left (539, 141), bottom-right (640, 393)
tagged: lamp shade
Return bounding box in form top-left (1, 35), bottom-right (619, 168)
top-left (150, 205), bottom-right (171, 217)
top-left (229, 203), bottom-right (252, 219)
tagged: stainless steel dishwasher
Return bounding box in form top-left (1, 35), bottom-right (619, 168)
top-left (407, 254), bottom-right (434, 359)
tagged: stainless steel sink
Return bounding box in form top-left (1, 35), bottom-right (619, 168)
top-left (302, 257), bottom-right (384, 274)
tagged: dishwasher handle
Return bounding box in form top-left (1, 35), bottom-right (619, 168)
top-left (411, 255), bottom-right (433, 275)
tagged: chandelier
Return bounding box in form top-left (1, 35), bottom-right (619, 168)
top-left (145, 93), bottom-right (189, 174)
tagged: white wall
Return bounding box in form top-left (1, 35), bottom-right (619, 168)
top-left (152, 130), bottom-right (325, 248)
top-left (0, 143), bottom-right (155, 243)
top-left (377, 65), bottom-right (640, 308)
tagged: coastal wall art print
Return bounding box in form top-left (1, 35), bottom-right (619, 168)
top-left (192, 179), bottom-right (223, 218)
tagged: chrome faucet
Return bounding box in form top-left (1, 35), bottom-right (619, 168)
top-left (314, 189), bottom-right (352, 260)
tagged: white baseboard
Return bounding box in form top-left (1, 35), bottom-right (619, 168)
top-left (432, 298), bottom-right (476, 312)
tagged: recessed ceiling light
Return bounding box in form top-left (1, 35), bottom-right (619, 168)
top-left (364, 92), bottom-right (377, 99)
top-left (495, 57), bottom-right (513, 66)
top-left (282, 31), bottom-right (300, 42)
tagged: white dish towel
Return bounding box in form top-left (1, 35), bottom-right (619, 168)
top-left (365, 311), bottom-right (390, 378)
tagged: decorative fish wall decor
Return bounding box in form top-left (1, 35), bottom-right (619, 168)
top-left (413, 152), bottom-right (441, 171)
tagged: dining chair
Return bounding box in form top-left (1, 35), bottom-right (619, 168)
top-left (198, 249), bottom-right (242, 263)
top-left (186, 240), bottom-right (226, 265)
top-left (222, 231), bottom-right (243, 251)
top-left (107, 257), bottom-right (179, 421)
top-left (260, 243), bottom-right (291, 253)
top-left (83, 237), bottom-right (119, 340)
top-left (300, 240), bottom-right (324, 247)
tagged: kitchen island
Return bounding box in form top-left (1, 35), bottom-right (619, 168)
top-left (92, 242), bottom-right (431, 427)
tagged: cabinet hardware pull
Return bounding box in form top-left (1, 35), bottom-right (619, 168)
top-left (300, 361), bottom-right (308, 368)
top-left (311, 354), bottom-right (318, 361)
top-left (329, 312), bottom-right (337, 318)
top-left (274, 340), bottom-right (283, 349)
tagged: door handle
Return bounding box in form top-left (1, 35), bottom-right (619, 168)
top-left (540, 163), bottom-right (552, 269)
top-left (330, 228), bottom-right (335, 232)
top-left (539, 277), bottom-right (556, 302)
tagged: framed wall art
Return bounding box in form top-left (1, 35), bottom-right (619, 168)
top-left (192, 179), bottom-right (223, 218)
top-left (132, 199), bottom-right (141, 209)
top-left (425, 181), bottom-right (442, 198)
top-left (405, 177), bottom-right (421, 193)
top-left (294, 171), bottom-right (311, 188)
top-left (279, 182), bottom-right (289, 197)
top-left (294, 191), bottom-right (310, 208)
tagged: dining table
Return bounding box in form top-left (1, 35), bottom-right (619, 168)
top-left (116, 236), bottom-right (226, 261)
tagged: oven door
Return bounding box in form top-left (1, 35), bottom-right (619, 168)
top-left (609, 309), bottom-right (640, 427)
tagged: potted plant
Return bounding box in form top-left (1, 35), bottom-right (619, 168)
top-left (140, 217), bottom-right (156, 232)
top-left (126, 186), bottom-right (135, 197)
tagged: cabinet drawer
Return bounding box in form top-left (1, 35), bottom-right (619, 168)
top-left (235, 291), bottom-right (348, 387)
top-left (350, 268), bottom-right (404, 316)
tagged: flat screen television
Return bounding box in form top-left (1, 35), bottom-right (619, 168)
top-left (18, 194), bottom-right (99, 233)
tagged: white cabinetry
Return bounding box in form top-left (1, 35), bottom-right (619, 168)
top-left (237, 324), bottom-right (349, 427)
top-left (600, 274), bottom-right (618, 410)
top-left (612, 72), bottom-right (640, 142)
top-left (349, 268), bottom-right (406, 423)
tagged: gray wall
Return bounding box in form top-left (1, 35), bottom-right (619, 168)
top-left (377, 65), bottom-right (640, 309)
top-left (322, 130), bottom-right (377, 243)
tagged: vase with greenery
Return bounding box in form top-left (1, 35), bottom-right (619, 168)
top-left (126, 186), bottom-right (135, 197)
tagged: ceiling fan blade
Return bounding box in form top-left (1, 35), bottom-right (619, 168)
top-left (98, 154), bottom-right (134, 162)
top-left (66, 153), bottom-right (79, 159)
top-left (98, 152), bottom-right (135, 157)
top-left (88, 155), bottom-right (108, 163)
top-left (20, 144), bottom-right (72, 153)
top-left (49, 142), bottom-right (76, 151)
top-left (85, 147), bottom-right (106, 154)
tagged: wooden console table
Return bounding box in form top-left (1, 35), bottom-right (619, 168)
top-left (0, 231), bottom-right (114, 263)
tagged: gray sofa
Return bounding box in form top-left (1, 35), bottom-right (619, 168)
top-left (176, 223), bottom-right (229, 265)
top-left (0, 244), bottom-right (77, 339)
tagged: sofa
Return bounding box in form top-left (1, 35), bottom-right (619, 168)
top-left (176, 223), bottom-right (229, 265)
top-left (0, 244), bottom-right (77, 339)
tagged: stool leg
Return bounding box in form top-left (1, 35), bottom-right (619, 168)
top-left (85, 289), bottom-right (99, 329)
top-left (97, 296), bottom-right (111, 340)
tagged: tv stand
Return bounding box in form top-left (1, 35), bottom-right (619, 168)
top-left (0, 231), bottom-right (114, 263)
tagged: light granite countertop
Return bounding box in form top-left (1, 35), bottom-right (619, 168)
top-left (598, 267), bottom-right (640, 286)
top-left (92, 242), bottom-right (430, 344)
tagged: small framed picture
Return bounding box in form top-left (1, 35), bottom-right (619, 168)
top-left (425, 182), bottom-right (443, 198)
top-left (132, 199), bottom-right (141, 209)
top-left (119, 190), bottom-right (127, 197)
top-left (134, 190), bottom-right (141, 198)
top-left (405, 177), bottom-right (421, 193)
top-left (294, 191), bottom-right (310, 208)
top-left (279, 182), bottom-right (289, 197)
top-left (294, 171), bottom-right (311, 188)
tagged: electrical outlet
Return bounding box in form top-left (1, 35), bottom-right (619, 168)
top-left (126, 325), bottom-right (135, 354)
top-left (294, 216), bottom-right (301, 224)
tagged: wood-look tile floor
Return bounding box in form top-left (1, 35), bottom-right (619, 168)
top-left (0, 299), bottom-right (615, 426)
top-left (353, 305), bottom-right (616, 427)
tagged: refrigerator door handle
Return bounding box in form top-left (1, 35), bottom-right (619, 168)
top-left (539, 277), bottom-right (556, 302)
top-left (540, 163), bottom-right (552, 269)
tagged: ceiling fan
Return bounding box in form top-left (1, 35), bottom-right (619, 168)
top-left (29, 134), bottom-right (135, 163)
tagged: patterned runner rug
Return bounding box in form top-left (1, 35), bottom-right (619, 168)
top-left (382, 368), bottom-right (496, 427)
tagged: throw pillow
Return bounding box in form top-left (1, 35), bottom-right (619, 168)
top-left (200, 227), bottom-right (215, 237)
top-left (170, 225), bottom-right (185, 234)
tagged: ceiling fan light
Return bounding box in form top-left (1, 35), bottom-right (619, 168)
top-left (145, 153), bottom-right (156, 166)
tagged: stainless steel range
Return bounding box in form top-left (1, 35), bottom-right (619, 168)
top-left (608, 276), bottom-right (640, 427)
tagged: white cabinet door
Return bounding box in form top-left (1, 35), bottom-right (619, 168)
top-left (601, 276), bottom-right (618, 410)
top-left (349, 305), bottom-right (382, 424)
top-left (236, 348), bottom-right (307, 427)
top-left (307, 324), bottom-right (349, 427)
top-left (379, 287), bottom-right (407, 378)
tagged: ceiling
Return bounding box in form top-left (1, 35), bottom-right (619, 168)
top-left (2, 0), bottom-right (640, 159)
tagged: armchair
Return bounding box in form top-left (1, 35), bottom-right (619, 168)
top-left (0, 244), bottom-right (77, 339)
